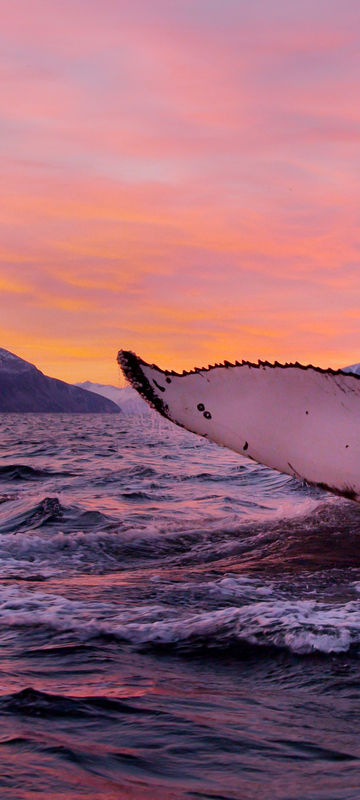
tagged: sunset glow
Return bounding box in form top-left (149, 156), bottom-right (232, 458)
top-left (2, 0), bottom-right (360, 383)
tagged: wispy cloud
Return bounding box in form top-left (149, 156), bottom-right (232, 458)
top-left (1, 0), bottom-right (360, 381)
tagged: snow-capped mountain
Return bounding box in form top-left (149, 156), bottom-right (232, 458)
top-left (0, 349), bottom-right (120, 413)
top-left (343, 362), bottom-right (360, 376)
top-left (75, 381), bottom-right (149, 414)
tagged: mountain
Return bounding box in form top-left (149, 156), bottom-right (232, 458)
top-left (75, 381), bottom-right (149, 414)
top-left (0, 349), bottom-right (120, 413)
top-left (343, 362), bottom-right (360, 375)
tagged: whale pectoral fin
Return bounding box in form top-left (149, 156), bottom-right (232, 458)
top-left (117, 350), bottom-right (360, 503)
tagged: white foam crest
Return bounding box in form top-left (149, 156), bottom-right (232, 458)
top-left (0, 531), bottom-right (120, 575)
top-left (1, 585), bottom-right (360, 655)
top-left (109, 600), bottom-right (360, 654)
top-left (208, 575), bottom-right (275, 599)
top-left (0, 520), bottom-right (260, 575)
top-left (0, 524), bottom-right (181, 573)
top-left (0, 585), bottom-right (169, 638)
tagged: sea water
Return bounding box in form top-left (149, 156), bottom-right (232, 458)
top-left (0, 412), bottom-right (360, 799)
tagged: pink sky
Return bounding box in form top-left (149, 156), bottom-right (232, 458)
top-left (1, 0), bottom-right (360, 384)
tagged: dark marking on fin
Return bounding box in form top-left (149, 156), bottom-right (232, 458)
top-left (243, 441), bottom-right (249, 451)
top-left (197, 403), bottom-right (205, 412)
top-left (165, 377), bottom-right (171, 384)
top-left (203, 411), bottom-right (212, 419)
top-left (153, 379), bottom-right (165, 392)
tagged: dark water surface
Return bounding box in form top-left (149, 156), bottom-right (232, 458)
top-left (1, 413), bottom-right (360, 799)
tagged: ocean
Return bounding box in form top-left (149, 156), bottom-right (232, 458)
top-left (1, 412), bottom-right (360, 799)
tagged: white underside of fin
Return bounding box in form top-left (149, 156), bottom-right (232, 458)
top-left (118, 351), bottom-right (360, 503)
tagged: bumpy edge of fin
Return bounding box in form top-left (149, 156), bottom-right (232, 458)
top-left (118, 349), bottom-right (360, 381)
top-left (117, 348), bottom-right (360, 422)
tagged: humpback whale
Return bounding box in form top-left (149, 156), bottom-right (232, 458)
top-left (118, 350), bottom-right (360, 503)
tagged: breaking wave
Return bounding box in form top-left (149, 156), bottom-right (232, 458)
top-left (1, 580), bottom-right (360, 656)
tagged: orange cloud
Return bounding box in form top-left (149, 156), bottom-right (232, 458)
top-left (1, 0), bottom-right (360, 383)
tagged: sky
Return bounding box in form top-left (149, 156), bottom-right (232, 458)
top-left (1, 0), bottom-right (360, 384)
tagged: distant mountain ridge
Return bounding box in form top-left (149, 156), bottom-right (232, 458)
top-left (0, 349), bottom-right (120, 413)
top-left (343, 362), bottom-right (360, 375)
top-left (75, 381), bottom-right (149, 414)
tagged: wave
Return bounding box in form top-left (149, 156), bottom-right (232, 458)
top-left (0, 496), bottom-right (65, 533)
top-left (93, 465), bottom-right (158, 486)
top-left (0, 497), bottom-right (117, 536)
top-left (0, 523), bottom-right (206, 577)
top-left (121, 491), bottom-right (154, 501)
top-left (2, 582), bottom-right (360, 656)
top-left (123, 600), bottom-right (359, 655)
top-left (0, 464), bottom-right (73, 481)
top-left (1, 498), bottom-right (360, 578)
top-left (0, 687), bottom-right (146, 718)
